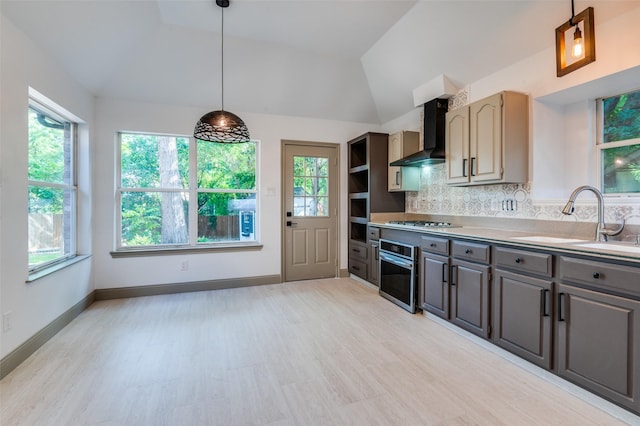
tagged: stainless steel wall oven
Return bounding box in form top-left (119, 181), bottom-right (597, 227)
top-left (379, 239), bottom-right (419, 313)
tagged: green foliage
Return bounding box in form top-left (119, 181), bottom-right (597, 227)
top-left (119, 134), bottom-right (256, 245)
top-left (603, 91), bottom-right (640, 143)
top-left (28, 108), bottom-right (71, 213)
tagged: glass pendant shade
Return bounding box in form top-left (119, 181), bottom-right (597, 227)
top-left (194, 110), bottom-right (250, 143)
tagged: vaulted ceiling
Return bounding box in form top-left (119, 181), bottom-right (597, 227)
top-left (2, 0), bottom-right (637, 124)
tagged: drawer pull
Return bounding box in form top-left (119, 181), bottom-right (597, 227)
top-left (515, 257), bottom-right (522, 264)
top-left (465, 249), bottom-right (472, 254)
top-left (430, 243), bottom-right (437, 247)
top-left (352, 248), bottom-right (360, 253)
top-left (592, 272), bottom-right (600, 279)
top-left (352, 266), bottom-right (360, 271)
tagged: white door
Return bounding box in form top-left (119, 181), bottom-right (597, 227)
top-left (282, 141), bottom-right (339, 281)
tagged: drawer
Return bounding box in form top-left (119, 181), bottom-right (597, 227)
top-left (349, 258), bottom-right (367, 279)
top-left (368, 226), bottom-right (381, 241)
top-left (421, 236), bottom-right (449, 256)
top-left (495, 246), bottom-right (552, 277)
top-left (452, 240), bottom-right (490, 263)
top-left (349, 241), bottom-right (368, 261)
top-left (559, 256), bottom-right (640, 297)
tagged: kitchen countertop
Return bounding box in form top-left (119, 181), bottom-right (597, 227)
top-left (370, 222), bottom-right (640, 265)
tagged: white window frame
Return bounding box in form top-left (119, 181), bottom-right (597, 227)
top-left (596, 89), bottom-right (640, 197)
top-left (27, 99), bottom-right (78, 274)
top-left (115, 132), bottom-right (260, 251)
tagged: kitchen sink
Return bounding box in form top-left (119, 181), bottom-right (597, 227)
top-left (574, 242), bottom-right (640, 254)
top-left (511, 236), bottom-right (588, 244)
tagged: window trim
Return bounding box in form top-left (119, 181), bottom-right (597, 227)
top-left (114, 132), bottom-right (260, 251)
top-left (27, 98), bottom-right (79, 274)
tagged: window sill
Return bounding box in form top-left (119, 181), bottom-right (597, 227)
top-left (27, 255), bottom-right (92, 283)
top-left (110, 242), bottom-right (263, 258)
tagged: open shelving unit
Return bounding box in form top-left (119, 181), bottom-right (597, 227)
top-left (347, 132), bottom-right (406, 281)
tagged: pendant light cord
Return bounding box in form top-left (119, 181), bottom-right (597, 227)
top-left (569, 0), bottom-right (576, 26)
top-left (221, 5), bottom-right (225, 111)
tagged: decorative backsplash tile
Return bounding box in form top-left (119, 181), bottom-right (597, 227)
top-left (406, 163), bottom-right (640, 226)
top-left (448, 87), bottom-right (469, 111)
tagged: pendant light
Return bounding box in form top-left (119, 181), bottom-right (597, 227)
top-left (194, 0), bottom-right (250, 143)
top-left (569, 0), bottom-right (584, 59)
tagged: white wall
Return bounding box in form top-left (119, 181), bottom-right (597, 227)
top-left (92, 98), bottom-right (379, 290)
top-left (1, 15), bottom-right (95, 358)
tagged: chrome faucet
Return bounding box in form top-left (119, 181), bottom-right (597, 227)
top-left (562, 185), bottom-right (625, 242)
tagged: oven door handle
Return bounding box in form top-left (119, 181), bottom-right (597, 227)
top-left (379, 252), bottom-right (413, 269)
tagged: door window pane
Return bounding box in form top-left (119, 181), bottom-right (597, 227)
top-left (292, 155), bottom-right (329, 217)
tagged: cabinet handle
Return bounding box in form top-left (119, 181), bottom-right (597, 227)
top-left (442, 263), bottom-right (448, 283)
top-left (515, 257), bottom-right (522, 264)
top-left (462, 159), bottom-right (468, 177)
top-left (374, 245), bottom-right (379, 261)
top-left (430, 243), bottom-right (437, 247)
top-left (352, 265), bottom-right (360, 271)
top-left (470, 157), bottom-right (476, 176)
top-left (592, 272), bottom-right (600, 279)
top-left (395, 171), bottom-right (400, 186)
top-left (558, 293), bottom-right (566, 322)
top-left (541, 289), bottom-right (550, 317)
top-left (465, 249), bottom-right (472, 254)
top-left (352, 248), bottom-right (360, 253)
top-left (451, 265), bottom-right (457, 286)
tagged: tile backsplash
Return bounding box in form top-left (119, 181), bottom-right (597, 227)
top-left (406, 163), bottom-right (640, 227)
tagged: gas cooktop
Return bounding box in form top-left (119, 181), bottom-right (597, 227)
top-left (386, 220), bottom-right (458, 228)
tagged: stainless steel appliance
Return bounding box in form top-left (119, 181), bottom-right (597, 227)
top-left (379, 239), bottom-right (419, 313)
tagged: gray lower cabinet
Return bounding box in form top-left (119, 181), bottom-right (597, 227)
top-left (368, 240), bottom-right (379, 286)
top-left (450, 256), bottom-right (491, 338)
top-left (348, 240), bottom-right (368, 279)
top-left (420, 235), bottom-right (450, 319)
top-left (493, 269), bottom-right (553, 369)
top-left (492, 246), bottom-right (554, 369)
top-left (421, 253), bottom-right (450, 318)
top-left (557, 284), bottom-right (640, 413)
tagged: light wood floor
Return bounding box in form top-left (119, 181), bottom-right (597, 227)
top-left (1, 278), bottom-right (637, 425)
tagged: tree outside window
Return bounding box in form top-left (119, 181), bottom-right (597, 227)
top-left (118, 133), bottom-right (257, 248)
top-left (28, 104), bottom-right (77, 271)
top-left (600, 89), bottom-right (640, 194)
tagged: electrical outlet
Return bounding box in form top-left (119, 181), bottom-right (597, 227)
top-left (3, 311), bottom-right (13, 333)
top-left (180, 260), bottom-right (188, 272)
top-left (502, 199), bottom-right (517, 212)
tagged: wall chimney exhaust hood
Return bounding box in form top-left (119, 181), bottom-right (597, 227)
top-left (390, 98), bottom-right (448, 167)
top-left (412, 74), bottom-right (458, 107)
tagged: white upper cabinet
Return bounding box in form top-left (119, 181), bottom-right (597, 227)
top-left (445, 91), bottom-right (529, 186)
top-left (388, 130), bottom-right (420, 191)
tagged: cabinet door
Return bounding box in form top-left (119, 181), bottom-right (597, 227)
top-left (470, 92), bottom-right (502, 183)
top-left (368, 241), bottom-right (379, 286)
top-left (445, 107), bottom-right (470, 184)
top-left (388, 131), bottom-right (420, 192)
top-left (493, 269), bottom-right (552, 369)
top-left (557, 284), bottom-right (640, 413)
top-left (450, 259), bottom-right (490, 338)
top-left (421, 253), bottom-right (449, 319)
top-left (388, 132), bottom-right (402, 191)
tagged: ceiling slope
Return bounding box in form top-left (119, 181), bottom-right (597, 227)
top-left (1, 0), bottom-right (638, 124)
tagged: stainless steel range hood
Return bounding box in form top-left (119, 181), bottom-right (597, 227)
top-left (390, 98), bottom-right (448, 167)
